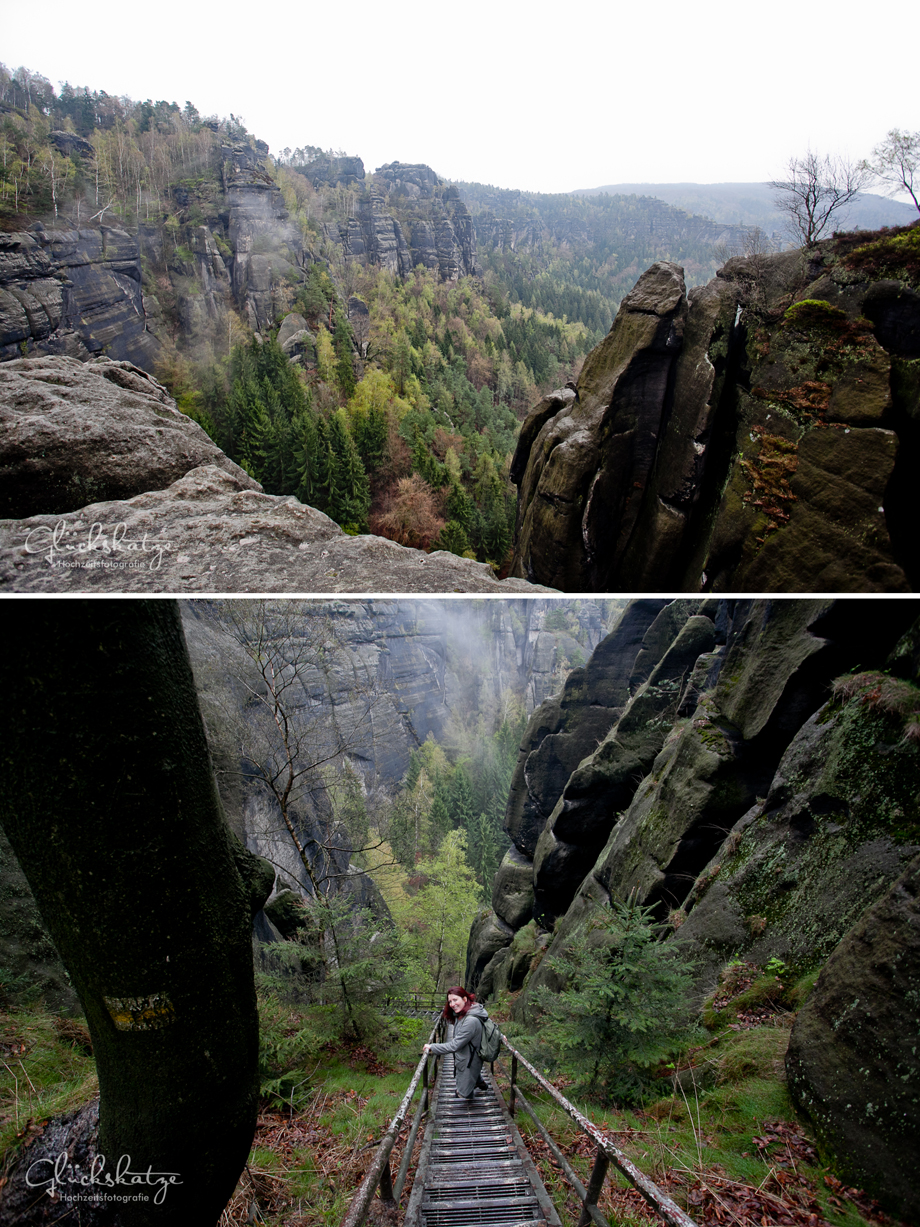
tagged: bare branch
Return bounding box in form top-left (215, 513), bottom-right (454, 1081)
top-left (769, 151), bottom-right (871, 246)
top-left (864, 128), bottom-right (920, 214)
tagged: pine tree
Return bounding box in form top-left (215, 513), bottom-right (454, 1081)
top-left (334, 312), bottom-right (357, 398)
top-left (533, 900), bottom-right (699, 1105)
top-left (294, 409), bottom-right (321, 506)
top-left (327, 409), bottom-right (370, 530)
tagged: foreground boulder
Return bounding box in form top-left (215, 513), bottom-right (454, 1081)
top-left (0, 465), bottom-right (553, 593)
top-left (0, 355), bottom-right (259, 518)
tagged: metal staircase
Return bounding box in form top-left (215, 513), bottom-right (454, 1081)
top-left (404, 1046), bottom-right (561, 1227)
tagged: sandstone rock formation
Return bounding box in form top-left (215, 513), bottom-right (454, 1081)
top-left (183, 598), bottom-right (616, 803)
top-left (0, 464), bottom-right (555, 593)
top-left (785, 855), bottom-right (920, 1221)
top-left (0, 355), bottom-right (259, 518)
top-left (321, 168), bottom-right (481, 280)
top-left (471, 599), bottom-right (919, 990)
top-left (0, 224), bottom-right (159, 367)
top-left (466, 596), bottom-right (920, 1216)
top-left (510, 239), bottom-right (920, 592)
top-left (510, 263), bottom-right (689, 591)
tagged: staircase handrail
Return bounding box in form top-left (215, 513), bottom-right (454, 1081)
top-left (497, 1034), bottom-right (697, 1227)
top-left (340, 1017), bottom-right (443, 1227)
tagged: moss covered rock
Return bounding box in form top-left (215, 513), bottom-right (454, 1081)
top-left (785, 854), bottom-right (920, 1221)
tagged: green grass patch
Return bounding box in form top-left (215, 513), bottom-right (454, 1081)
top-left (490, 1017), bottom-right (884, 1227)
top-left (0, 1006), bottom-right (98, 1156)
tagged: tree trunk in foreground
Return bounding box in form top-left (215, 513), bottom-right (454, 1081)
top-left (0, 600), bottom-right (272, 1225)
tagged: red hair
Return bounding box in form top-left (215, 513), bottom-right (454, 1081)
top-left (442, 986), bottom-right (476, 1020)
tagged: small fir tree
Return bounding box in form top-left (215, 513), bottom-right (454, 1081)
top-left (533, 899), bottom-right (699, 1105)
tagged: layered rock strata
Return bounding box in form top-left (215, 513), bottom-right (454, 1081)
top-left (0, 225), bottom-right (159, 367)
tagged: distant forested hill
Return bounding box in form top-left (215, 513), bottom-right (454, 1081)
top-left (457, 180), bottom-right (753, 343)
top-left (571, 181), bottom-right (917, 235)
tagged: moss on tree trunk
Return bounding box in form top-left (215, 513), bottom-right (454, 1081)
top-left (0, 600), bottom-right (271, 1224)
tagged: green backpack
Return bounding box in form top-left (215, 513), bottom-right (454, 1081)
top-left (477, 1015), bottom-right (503, 1063)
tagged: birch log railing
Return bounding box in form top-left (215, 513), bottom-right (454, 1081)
top-left (496, 1036), bottom-right (697, 1227)
top-left (340, 1017), bottom-right (444, 1227)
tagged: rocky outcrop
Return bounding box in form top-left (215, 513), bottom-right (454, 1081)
top-left (278, 311), bottom-right (316, 363)
top-left (531, 604), bottom-right (719, 925)
top-left (465, 596), bottom-right (920, 1217)
top-left (510, 236), bottom-right (920, 593)
top-left (226, 152), bottom-right (305, 334)
top-left (355, 193), bottom-right (412, 275)
top-left (301, 155), bottom-right (366, 190)
top-left (469, 599), bottom-right (920, 989)
top-left (376, 163), bottom-right (442, 200)
top-left (785, 855), bottom-right (920, 1220)
top-left (503, 599), bottom-right (672, 862)
top-left (0, 225), bottom-right (159, 368)
top-left (0, 464), bottom-right (556, 593)
top-left (510, 263), bottom-right (689, 591)
top-left (0, 355), bottom-right (258, 518)
top-left (675, 673), bottom-right (920, 983)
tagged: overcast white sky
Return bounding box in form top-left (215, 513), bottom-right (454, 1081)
top-left (2, 0), bottom-right (915, 194)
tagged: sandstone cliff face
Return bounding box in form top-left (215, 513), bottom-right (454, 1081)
top-left (0, 225), bottom-right (159, 367)
top-left (511, 237), bottom-right (920, 593)
top-left (476, 598), bottom-right (918, 990)
top-left (0, 146), bottom-right (485, 374)
top-left (467, 596), bottom-right (920, 1218)
top-left (183, 598), bottom-right (618, 805)
top-left (183, 597), bottom-right (618, 912)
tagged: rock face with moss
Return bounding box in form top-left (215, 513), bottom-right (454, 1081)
top-left (784, 854), bottom-right (920, 1221)
top-left (467, 598), bottom-right (920, 1216)
top-left (510, 228), bottom-right (920, 592)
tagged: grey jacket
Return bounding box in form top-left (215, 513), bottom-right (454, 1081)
top-left (428, 1003), bottom-right (487, 1099)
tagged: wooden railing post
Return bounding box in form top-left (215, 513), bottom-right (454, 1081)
top-left (577, 1148), bottom-right (610, 1227)
top-left (378, 1156), bottom-right (396, 1212)
top-left (509, 1052), bottom-right (518, 1117)
top-left (495, 1036), bottom-right (698, 1227)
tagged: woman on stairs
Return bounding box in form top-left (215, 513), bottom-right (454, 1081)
top-left (423, 986), bottom-right (488, 1100)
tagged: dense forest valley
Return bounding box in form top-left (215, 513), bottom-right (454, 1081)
top-left (1, 598), bottom-right (918, 1227)
top-left (0, 63), bottom-right (690, 568)
top-left (2, 65), bottom-right (919, 593)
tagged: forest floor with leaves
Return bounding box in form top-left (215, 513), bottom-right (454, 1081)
top-left (216, 971), bottom-right (910, 1227)
top-left (0, 985), bottom-right (909, 1227)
